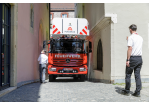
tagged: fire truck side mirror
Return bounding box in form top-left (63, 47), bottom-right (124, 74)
top-left (43, 41), bottom-right (46, 49)
top-left (89, 41), bottom-right (92, 53)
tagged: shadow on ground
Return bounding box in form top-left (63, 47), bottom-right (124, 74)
top-left (115, 86), bottom-right (134, 95)
top-left (0, 77), bottom-right (89, 102)
top-left (0, 82), bottom-right (41, 102)
top-left (0, 77), bottom-right (113, 102)
top-left (52, 77), bottom-right (87, 82)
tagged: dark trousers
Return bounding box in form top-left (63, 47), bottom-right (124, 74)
top-left (125, 56), bottom-right (142, 94)
top-left (39, 64), bottom-right (46, 83)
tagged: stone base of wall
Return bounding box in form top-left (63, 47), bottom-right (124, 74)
top-left (114, 78), bottom-right (149, 84)
top-left (88, 78), bottom-right (112, 84)
top-left (17, 79), bottom-right (39, 88)
top-left (88, 78), bottom-right (149, 84)
top-left (0, 87), bottom-right (17, 97)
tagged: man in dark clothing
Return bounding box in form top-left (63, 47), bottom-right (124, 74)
top-left (122, 24), bottom-right (143, 97)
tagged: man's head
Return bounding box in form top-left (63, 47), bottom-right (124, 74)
top-left (129, 24), bottom-right (137, 34)
top-left (41, 50), bottom-right (46, 54)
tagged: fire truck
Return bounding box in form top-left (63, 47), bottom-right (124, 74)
top-left (44, 18), bottom-right (92, 82)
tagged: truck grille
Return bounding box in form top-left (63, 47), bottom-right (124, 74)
top-left (53, 59), bottom-right (83, 66)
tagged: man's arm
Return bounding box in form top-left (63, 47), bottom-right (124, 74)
top-left (38, 55), bottom-right (40, 61)
top-left (127, 46), bottom-right (132, 60)
top-left (126, 46), bottom-right (132, 67)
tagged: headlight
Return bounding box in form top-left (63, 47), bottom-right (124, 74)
top-left (79, 68), bottom-right (86, 71)
top-left (49, 68), bottom-right (56, 71)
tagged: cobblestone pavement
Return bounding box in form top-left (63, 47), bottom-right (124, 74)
top-left (0, 77), bottom-right (149, 102)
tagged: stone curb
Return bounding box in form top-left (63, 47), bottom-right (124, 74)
top-left (0, 79), bottom-right (40, 98)
top-left (0, 87), bottom-right (17, 98)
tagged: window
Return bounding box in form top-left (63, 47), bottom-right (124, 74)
top-left (30, 4), bottom-right (34, 28)
top-left (0, 3), bottom-right (11, 91)
top-left (62, 14), bottom-right (67, 18)
top-left (51, 39), bottom-right (84, 53)
top-left (61, 12), bottom-right (68, 18)
top-left (50, 13), bottom-right (54, 20)
top-left (50, 14), bottom-right (52, 19)
top-left (97, 39), bottom-right (103, 71)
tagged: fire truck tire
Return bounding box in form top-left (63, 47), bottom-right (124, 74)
top-left (49, 75), bottom-right (54, 82)
top-left (80, 75), bottom-right (85, 81)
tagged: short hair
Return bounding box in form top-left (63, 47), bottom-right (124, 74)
top-left (129, 24), bottom-right (137, 31)
top-left (41, 50), bottom-right (46, 54)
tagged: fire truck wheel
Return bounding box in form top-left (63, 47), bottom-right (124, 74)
top-left (49, 75), bottom-right (54, 82)
top-left (80, 75), bottom-right (85, 81)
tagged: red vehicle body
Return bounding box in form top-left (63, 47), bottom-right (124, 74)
top-left (46, 18), bottom-right (91, 81)
top-left (47, 37), bottom-right (88, 81)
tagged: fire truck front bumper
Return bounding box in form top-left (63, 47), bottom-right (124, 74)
top-left (48, 65), bottom-right (87, 75)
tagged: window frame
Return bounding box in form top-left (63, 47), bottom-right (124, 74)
top-left (61, 12), bottom-right (68, 18)
top-left (50, 13), bottom-right (54, 20)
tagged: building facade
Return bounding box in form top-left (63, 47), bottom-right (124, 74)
top-left (75, 3), bottom-right (149, 83)
top-left (50, 3), bottom-right (75, 33)
top-left (0, 3), bottom-right (49, 91)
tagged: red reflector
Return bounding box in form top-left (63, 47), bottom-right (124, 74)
top-left (57, 31), bottom-right (61, 34)
top-left (53, 25), bottom-right (55, 29)
top-left (85, 26), bottom-right (87, 29)
top-left (53, 28), bottom-right (58, 34)
top-left (80, 32), bottom-right (83, 35)
top-left (82, 29), bottom-right (87, 35)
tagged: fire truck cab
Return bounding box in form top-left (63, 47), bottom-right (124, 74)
top-left (45, 18), bottom-right (91, 82)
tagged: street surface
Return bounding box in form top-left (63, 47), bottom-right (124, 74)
top-left (0, 77), bottom-right (149, 102)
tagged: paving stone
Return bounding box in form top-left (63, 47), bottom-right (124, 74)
top-left (0, 78), bottom-right (149, 102)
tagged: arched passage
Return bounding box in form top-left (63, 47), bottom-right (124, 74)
top-left (97, 39), bottom-right (103, 71)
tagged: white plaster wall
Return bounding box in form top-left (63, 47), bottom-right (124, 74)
top-left (75, 3), bottom-right (112, 82)
top-left (93, 24), bottom-right (111, 81)
top-left (105, 3), bottom-right (149, 81)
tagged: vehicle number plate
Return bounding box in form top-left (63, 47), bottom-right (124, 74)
top-left (64, 68), bottom-right (73, 70)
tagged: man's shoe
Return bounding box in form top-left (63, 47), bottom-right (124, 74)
top-left (132, 92), bottom-right (141, 97)
top-left (121, 90), bottom-right (130, 96)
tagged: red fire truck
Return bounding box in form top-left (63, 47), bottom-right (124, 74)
top-left (45, 18), bottom-right (91, 82)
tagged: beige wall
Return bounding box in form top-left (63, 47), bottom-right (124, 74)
top-left (105, 3), bottom-right (149, 82)
top-left (75, 3), bottom-right (149, 83)
top-left (9, 3), bottom-right (49, 87)
top-left (10, 3), bottom-right (18, 86)
top-left (75, 3), bottom-right (105, 29)
top-left (17, 3), bottom-right (49, 85)
top-left (75, 3), bottom-right (112, 82)
top-left (93, 24), bottom-right (111, 82)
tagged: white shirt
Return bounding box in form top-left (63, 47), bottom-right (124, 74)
top-left (127, 33), bottom-right (143, 56)
top-left (38, 54), bottom-right (48, 64)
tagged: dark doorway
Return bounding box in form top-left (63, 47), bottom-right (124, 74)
top-left (0, 3), bottom-right (11, 91)
top-left (97, 39), bottom-right (103, 71)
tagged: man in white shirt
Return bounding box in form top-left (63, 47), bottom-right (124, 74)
top-left (38, 50), bottom-right (48, 83)
top-left (122, 24), bottom-right (143, 97)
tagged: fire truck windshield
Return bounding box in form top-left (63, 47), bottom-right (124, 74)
top-left (50, 39), bottom-right (84, 53)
